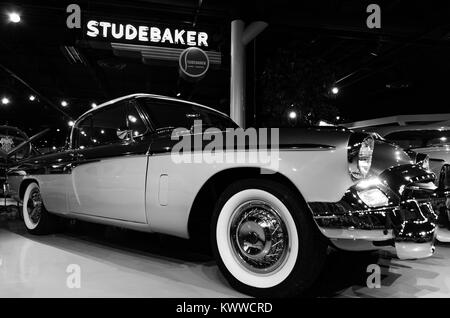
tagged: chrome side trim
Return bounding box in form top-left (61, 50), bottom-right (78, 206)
top-left (147, 146), bottom-right (336, 157)
top-left (279, 144), bottom-right (336, 151)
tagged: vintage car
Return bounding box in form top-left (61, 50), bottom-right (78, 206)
top-left (7, 94), bottom-right (439, 297)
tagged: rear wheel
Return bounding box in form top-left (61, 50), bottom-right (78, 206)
top-left (211, 179), bottom-right (327, 297)
top-left (23, 183), bottom-right (56, 235)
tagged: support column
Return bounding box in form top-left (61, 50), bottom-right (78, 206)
top-left (230, 20), bottom-right (268, 128)
top-left (230, 20), bottom-right (246, 128)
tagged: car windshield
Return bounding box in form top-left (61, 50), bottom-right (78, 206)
top-left (384, 130), bottom-right (450, 149)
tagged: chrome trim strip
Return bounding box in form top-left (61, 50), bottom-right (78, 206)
top-left (320, 228), bottom-right (394, 241)
top-left (279, 144), bottom-right (336, 151)
top-left (148, 146), bottom-right (336, 157)
top-left (56, 210), bottom-right (148, 225)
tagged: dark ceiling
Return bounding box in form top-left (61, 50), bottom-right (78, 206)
top-left (0, 0), bottom-right (449, 140)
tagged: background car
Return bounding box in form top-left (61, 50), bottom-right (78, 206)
top-left (0, 125), bottom-right (33, 212)
top-left (345, 114), bottom-right (450, 241)
top-left (344, 114), bottom-right (450, 177)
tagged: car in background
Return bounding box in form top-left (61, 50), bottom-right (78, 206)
top-left (344, 114), bottom-right (450, 178)
top-left (0, 125), bottom-right (49, 212)
top-left (345, 114), bottom-right (450, 240)
top-left (0, 125), bottom-right (32, 205)
top-left (6, 95), bottom-right (441, 296)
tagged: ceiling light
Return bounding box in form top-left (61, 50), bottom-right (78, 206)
top-left (288, 111), bottom-right (297, 119)
top-left (1, 97), bottom-right (10, 105)
top-left (91, 102), bottom-right (97, 108)
top-left (331, 87), bottom-right (339, 95)
top-left (8, 12), bottom-right (21, 23)
top-left (68, 120), bottom-right (75, 127)
top-left (29, 95), bottom-right (36, 101)
top-left (61, 100), bottom-right (68, 107)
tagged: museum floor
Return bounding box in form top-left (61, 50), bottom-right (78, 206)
top-left (1, 213), bottom-right (450, 298)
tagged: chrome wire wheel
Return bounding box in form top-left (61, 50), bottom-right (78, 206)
top-left (213, 180), bottom-right (328, 296)
top-left (216, 188), bottom-right (299, 289)
top-left (230, 200), bottom-right (289, 274)
top-left (27, 188), bottom-right (42, 226)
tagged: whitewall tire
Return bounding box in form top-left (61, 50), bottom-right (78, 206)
top-left (23, 182), bottom-right (56, 235)
top-left (211, 179), bottom-right (327, 297)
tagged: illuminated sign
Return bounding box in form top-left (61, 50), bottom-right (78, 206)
top-left (179, 47), bottom-right (209, 80)
top-left (86, 20), bottom-right (209, 47)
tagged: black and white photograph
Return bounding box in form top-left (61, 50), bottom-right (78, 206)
top-left (1, 0), bottom-right (450, 305)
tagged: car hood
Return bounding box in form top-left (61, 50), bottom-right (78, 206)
top-left (277, 127), bottom-right (352, 149)
top-left (369, 140), bottom-right (414, 177)
top-left (277, 128), bottom-right (414, 178)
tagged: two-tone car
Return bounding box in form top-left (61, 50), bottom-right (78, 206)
top-left (7, 94), bottom-right (440, 297)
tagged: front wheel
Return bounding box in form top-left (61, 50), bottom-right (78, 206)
top-left (211, 179), bottom-right (327, 297)
top-left (23, 182), bottom-right (56, 235)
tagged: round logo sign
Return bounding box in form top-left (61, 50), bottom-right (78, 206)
top-left (179, 47), bottom-right (210, 80)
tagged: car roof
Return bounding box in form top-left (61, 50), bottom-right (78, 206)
top-left (344, 114), bottom-right (450, 130)
top-left (360, 123), bottom-right (450, 137)
top-left (344, 115), bottom-right (450, 136)
top-left (78, 93), bottom-right (229, 121)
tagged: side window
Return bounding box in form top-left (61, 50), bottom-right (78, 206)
top-left (126, 103), bottom-right (148, 138)
top-left (139, 99), bottom-right (192, 131)
top-left (194, 107), bottom-right (239, 130)
top-left (90, 102), bottom-right (127, 147)
top-left (76, 116), bottom-right (93, 149)
top-left (74, 100), bottom-right (148, 149)
top-left (138, 98), bottom-right (237, 133)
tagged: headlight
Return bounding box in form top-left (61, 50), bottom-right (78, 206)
top-left (348, 133), bottom-right (375, 180)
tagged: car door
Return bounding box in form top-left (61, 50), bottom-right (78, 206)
top-left (68, 99), bottom-right (151, 223)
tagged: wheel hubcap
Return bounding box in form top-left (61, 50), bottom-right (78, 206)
top-left (27, 188), bottom-right (42, 225)
top-left (230, 200), bottom-right (289, 274)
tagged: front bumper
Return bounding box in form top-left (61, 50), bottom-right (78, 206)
top-left (308, 164), bottom-right (438, 259)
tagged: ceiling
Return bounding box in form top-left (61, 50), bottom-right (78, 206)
top-left (0, 0), bottom-right (449, 142)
